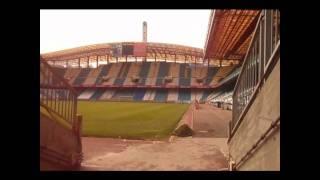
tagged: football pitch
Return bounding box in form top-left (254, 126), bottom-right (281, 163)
top-left (77, 101), bottom-right (189, 139)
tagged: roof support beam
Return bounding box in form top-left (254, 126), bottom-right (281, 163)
top-left (225, 11), bottom-right (260, 59)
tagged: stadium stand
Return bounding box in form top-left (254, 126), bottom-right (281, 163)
top-left (83, 66), bottom-right (102, 85)
top-left (102, 63), bottom-right (122, 85)
top-left (90, 89), bottom-right (106, 100)
top-left (209, 66), bottom-right (235, 85)
top-left (207, 90), bottom-right (224, 101)
top-left (204, 67), bottom-right (219, 85)
top-left (156, 62), bottom-right (170, 86)
top-left (178, 89), bottom-right (191, 103)
top-left (112, 89), bottom-right (134, 101)
top-left (179, 64), bottom-right (191, 86)
top-left (190, 66), bottom-right (200, 86)
top-left (218, 66), bottom-right (241, 86)
top-left (99, 89), bottom-right (115, 100)
top-left (211, 91), bottom-right (233, 104)
top-left (200, 89), bottom-right (213, 102)
top-left (199, 67), bottom-right (208, 82)
top-left (145, 62), bottom-right (160, 85)
top-left (78, 89), bottom-right (96, 100)
top-left (154, 89), bottom-right (168, 102)
top-left (114, 62), bottom-right (131, 86)
top-left (143, 89), bottom-right (156, 101)
top-left (64, 68), bottom-right (81, 84)
top-left (191, 90), bottom-right (201, 101)
top-left (123, 63), bottom-right (141, 85)
top-left (47, 62), bottom-right (241, 103)
top-left (138, 62), bottom-right (151, 85)
top-left (167, 63), bottom-right (180, 86)
top-left (95, 64), bottom-right (111, 85)
top-left (133, 88), bottom-right (147, 101)
top-left (73, 68), bottom-right (91, 85)
top-left (167, 89), bottom-right (179, 102)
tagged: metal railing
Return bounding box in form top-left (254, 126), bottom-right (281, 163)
top-left (230, 10), bottom-right (280, 135)
top-left (40, 56), bottom-right (78, 125)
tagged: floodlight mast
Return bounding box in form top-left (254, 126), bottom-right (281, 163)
top-left (143, 21), bottom-right (147, 42)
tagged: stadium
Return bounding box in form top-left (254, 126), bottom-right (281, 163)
top-left (40, 10), bottom-right (280, 171)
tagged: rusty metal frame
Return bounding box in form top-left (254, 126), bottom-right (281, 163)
top-left (204, 10), bottom-right (261, 62)
top-left (42, 42), bottom-right (204, 64)
top-left (40, 56), bottom-right (78, 124)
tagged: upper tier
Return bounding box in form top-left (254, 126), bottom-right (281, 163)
top-left (53, 62), bottom-right (235, 88)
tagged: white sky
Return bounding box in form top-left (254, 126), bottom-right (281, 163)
top-left (40, 10), bottom-right (211, 53)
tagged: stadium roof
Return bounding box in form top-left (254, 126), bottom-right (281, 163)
top-left (41, 42), bottom-right (204, 64)
top-left (41, 10), bottom-right (261, 66)
top-left (204, 10), bottom-right (261, 61)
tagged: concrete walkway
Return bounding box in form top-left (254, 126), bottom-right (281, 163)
top-left (193, 104), bottom-right (232, 138)
top-left (80, 104), bottom-right (232, 171)
top-left (81, 137), bottom-right (228, 171)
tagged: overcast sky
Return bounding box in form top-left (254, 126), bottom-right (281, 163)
top-left (40, 10), bottom-right (211, 53)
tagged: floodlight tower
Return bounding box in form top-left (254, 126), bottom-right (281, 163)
top-left (143, 21), bottom-right (147, 42)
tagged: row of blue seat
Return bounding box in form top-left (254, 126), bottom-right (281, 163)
top-left (179, 64), bottom-right (191, 86)
top-left (138, 62), bottom-right (151, 85)
top-left (77, 88), bottom-right (198, 102)
top-left (73, 68), bottom-right (91, 85)
top-left (56, 63), bottom-right (225, 87)
top-left (114, 63), bottom-right (132, 85)
top-left (156, 62), bottom-right (170, 86)
top-left (95, 64), bottom-right (111, 85)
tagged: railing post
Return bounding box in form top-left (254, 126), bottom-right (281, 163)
top-left (73, 114), bottom-right (82, 137)
top-left (73, 96), bottom-right (77, 124)
top-left (229, 10), bottom-right (279, 138)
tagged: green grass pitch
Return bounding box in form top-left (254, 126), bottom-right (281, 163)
top-left (77, 101), bottom-right (189, 139)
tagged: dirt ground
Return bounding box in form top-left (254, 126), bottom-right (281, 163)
top-left (80, 104), bottom-right (232, 171)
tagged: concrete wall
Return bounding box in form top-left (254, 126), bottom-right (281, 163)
top-left (228, 59), bottom-right (280, 171)
top-left (40, 113), bottom-right (82, 170)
